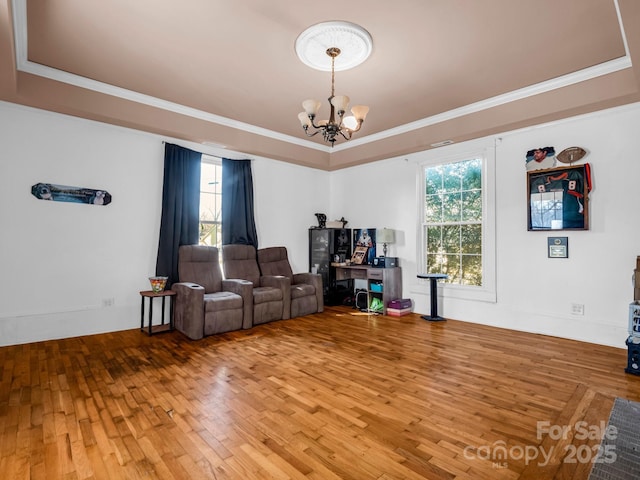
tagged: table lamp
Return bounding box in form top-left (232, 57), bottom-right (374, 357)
top-left (378, 228), bottom-right (395, 257)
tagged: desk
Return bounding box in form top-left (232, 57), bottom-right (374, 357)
top-left (335, 265), bottom-right (402, 314)
top-left (417, 274), bottom-right (448, 321)
top-left (140, 290), bottom-right (176, 335)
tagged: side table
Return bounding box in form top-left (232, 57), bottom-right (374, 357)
top-left (417, 274), bottom-right (448, 321)
top-left (140, 290), bottom-right (176, 335)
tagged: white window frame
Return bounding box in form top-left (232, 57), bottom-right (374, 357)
top-left (417, 140), bottom-right (496, 303)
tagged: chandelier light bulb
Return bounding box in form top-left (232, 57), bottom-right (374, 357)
top-left (342, 116), bottom-right (357, 130)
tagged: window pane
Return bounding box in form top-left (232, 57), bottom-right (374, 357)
top-left (461, 255), bottom-right (482, 285)
top-left (461, 225), bottom-right (481, 254)
top-left (462, 190), bottom-right (481, 221)
top-left (200, 162), bottom-right (220, 192)
top-left (426, 194), bottom-right (443, 222)
top-left (442, 192), bottom-right (461, 222)
top-left (426, 253), bottom-right (442, 274)
top-left (462, 158), bottom-right (482, 190)
top-left (426, 226), bottom-right (442, 252)
top-left (426, 167), bottom-right (443, 194)
top-left (442, 163), bottom-right (462, 192)
top-left (200, 193), bottom-right (220, 223)
top-left (200, 222), bottom-right (220, 246)
top-left (442, 254), bottom-right (461, 283)
top-left (442, 225), bottom-right (461, 253)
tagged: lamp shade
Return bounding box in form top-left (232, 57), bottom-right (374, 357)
top-left (302, 99), bottom-right (321, 116)
top-left (378, 228), bottom-right (395, 244)
top-left (330, 95), bottom-right (350, 113)
top-left (351, 105), bottom-right (369, 122)
top-left (298, 112), bottom-right (312, 127)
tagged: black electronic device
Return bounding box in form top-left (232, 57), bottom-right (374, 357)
top-left (372, 257), bottom-right (398, 268)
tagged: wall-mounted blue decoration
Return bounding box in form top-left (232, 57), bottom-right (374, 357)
top-left (31, 182), bottom-right (112, 206)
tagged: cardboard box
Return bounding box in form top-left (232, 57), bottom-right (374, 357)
top-left (388, 298), bottom-right (412, 309)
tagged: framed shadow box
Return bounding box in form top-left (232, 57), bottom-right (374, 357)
top-left (527, 164), bottom-right (591, 231)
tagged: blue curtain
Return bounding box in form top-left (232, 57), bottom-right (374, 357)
top-left (222, 158), bottom-right (258, 247)
top-left (155, 143), bottom-right (202, 287)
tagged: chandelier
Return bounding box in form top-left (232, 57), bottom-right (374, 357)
top-left (295, 21), bottom-right (372, 146)
top-left (298, 47), bottom-right (369, 146)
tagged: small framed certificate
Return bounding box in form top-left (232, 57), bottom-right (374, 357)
top-left (548, 237), bottom-right (568, 258)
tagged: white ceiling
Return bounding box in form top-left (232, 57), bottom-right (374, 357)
top-left (1, 0), bottom-right (639, 170)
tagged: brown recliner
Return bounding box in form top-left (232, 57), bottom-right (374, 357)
top-left (257, 246), bottom-right (323, 318)
top-left (173, 245), bottom-right (252, 339)
top-left (222, 244), bottom-right (290, 326)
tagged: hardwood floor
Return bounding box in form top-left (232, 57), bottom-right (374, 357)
top-left (1, 306), bottom-right (639, 479)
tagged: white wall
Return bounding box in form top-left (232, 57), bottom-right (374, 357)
top-left (0, 101), bottom-right (329, 346)
top-left (252, 158), bottom-right (329, 272)
top-left (330, 102), bottom-right (640, 348)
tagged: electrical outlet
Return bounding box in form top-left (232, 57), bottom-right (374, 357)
top-left (571, 303), bottom-right (584, 315)
top-left (102, 297), bottom-right (115, 308)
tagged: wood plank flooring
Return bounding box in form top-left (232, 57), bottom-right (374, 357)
top-left (1, 306), bottom-right (639, 479)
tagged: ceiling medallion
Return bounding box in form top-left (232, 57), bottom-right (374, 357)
top-left (295, 21), bottom-right (373, 71)
top-left (295, 21), bottom-right (372, 146)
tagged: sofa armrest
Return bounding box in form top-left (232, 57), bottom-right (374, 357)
top-left (222, 279), bottom-right (254, 329)
top-left (260, 275), bottom-right (291, 320)
top-left (293, 272), bottom-right (324, 313)
top-left (293, 272), bottom-right (319, 286)
top-left (172, 282), bottom-right (205, 340)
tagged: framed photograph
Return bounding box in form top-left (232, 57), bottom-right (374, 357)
top-left (548, 237), bottom-right (568, 258)
top-left (351, 246), bottom-right (368, 265)
top-left (525, 146), bottom-right (556, 171)
top-left (527, 164), bottom-right (591, 231)
top-left (353, 228), bottom-right (376, 264)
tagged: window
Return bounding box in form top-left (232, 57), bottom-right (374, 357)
top-left (199, 157), bottom-right (222, 247)
top-left (419, 144), bottom-right (496, 302)
top-left (424, 158), bottom-right (483, 285)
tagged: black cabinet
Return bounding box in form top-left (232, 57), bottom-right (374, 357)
top-left (309, 228), bottom-right (352, 305)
